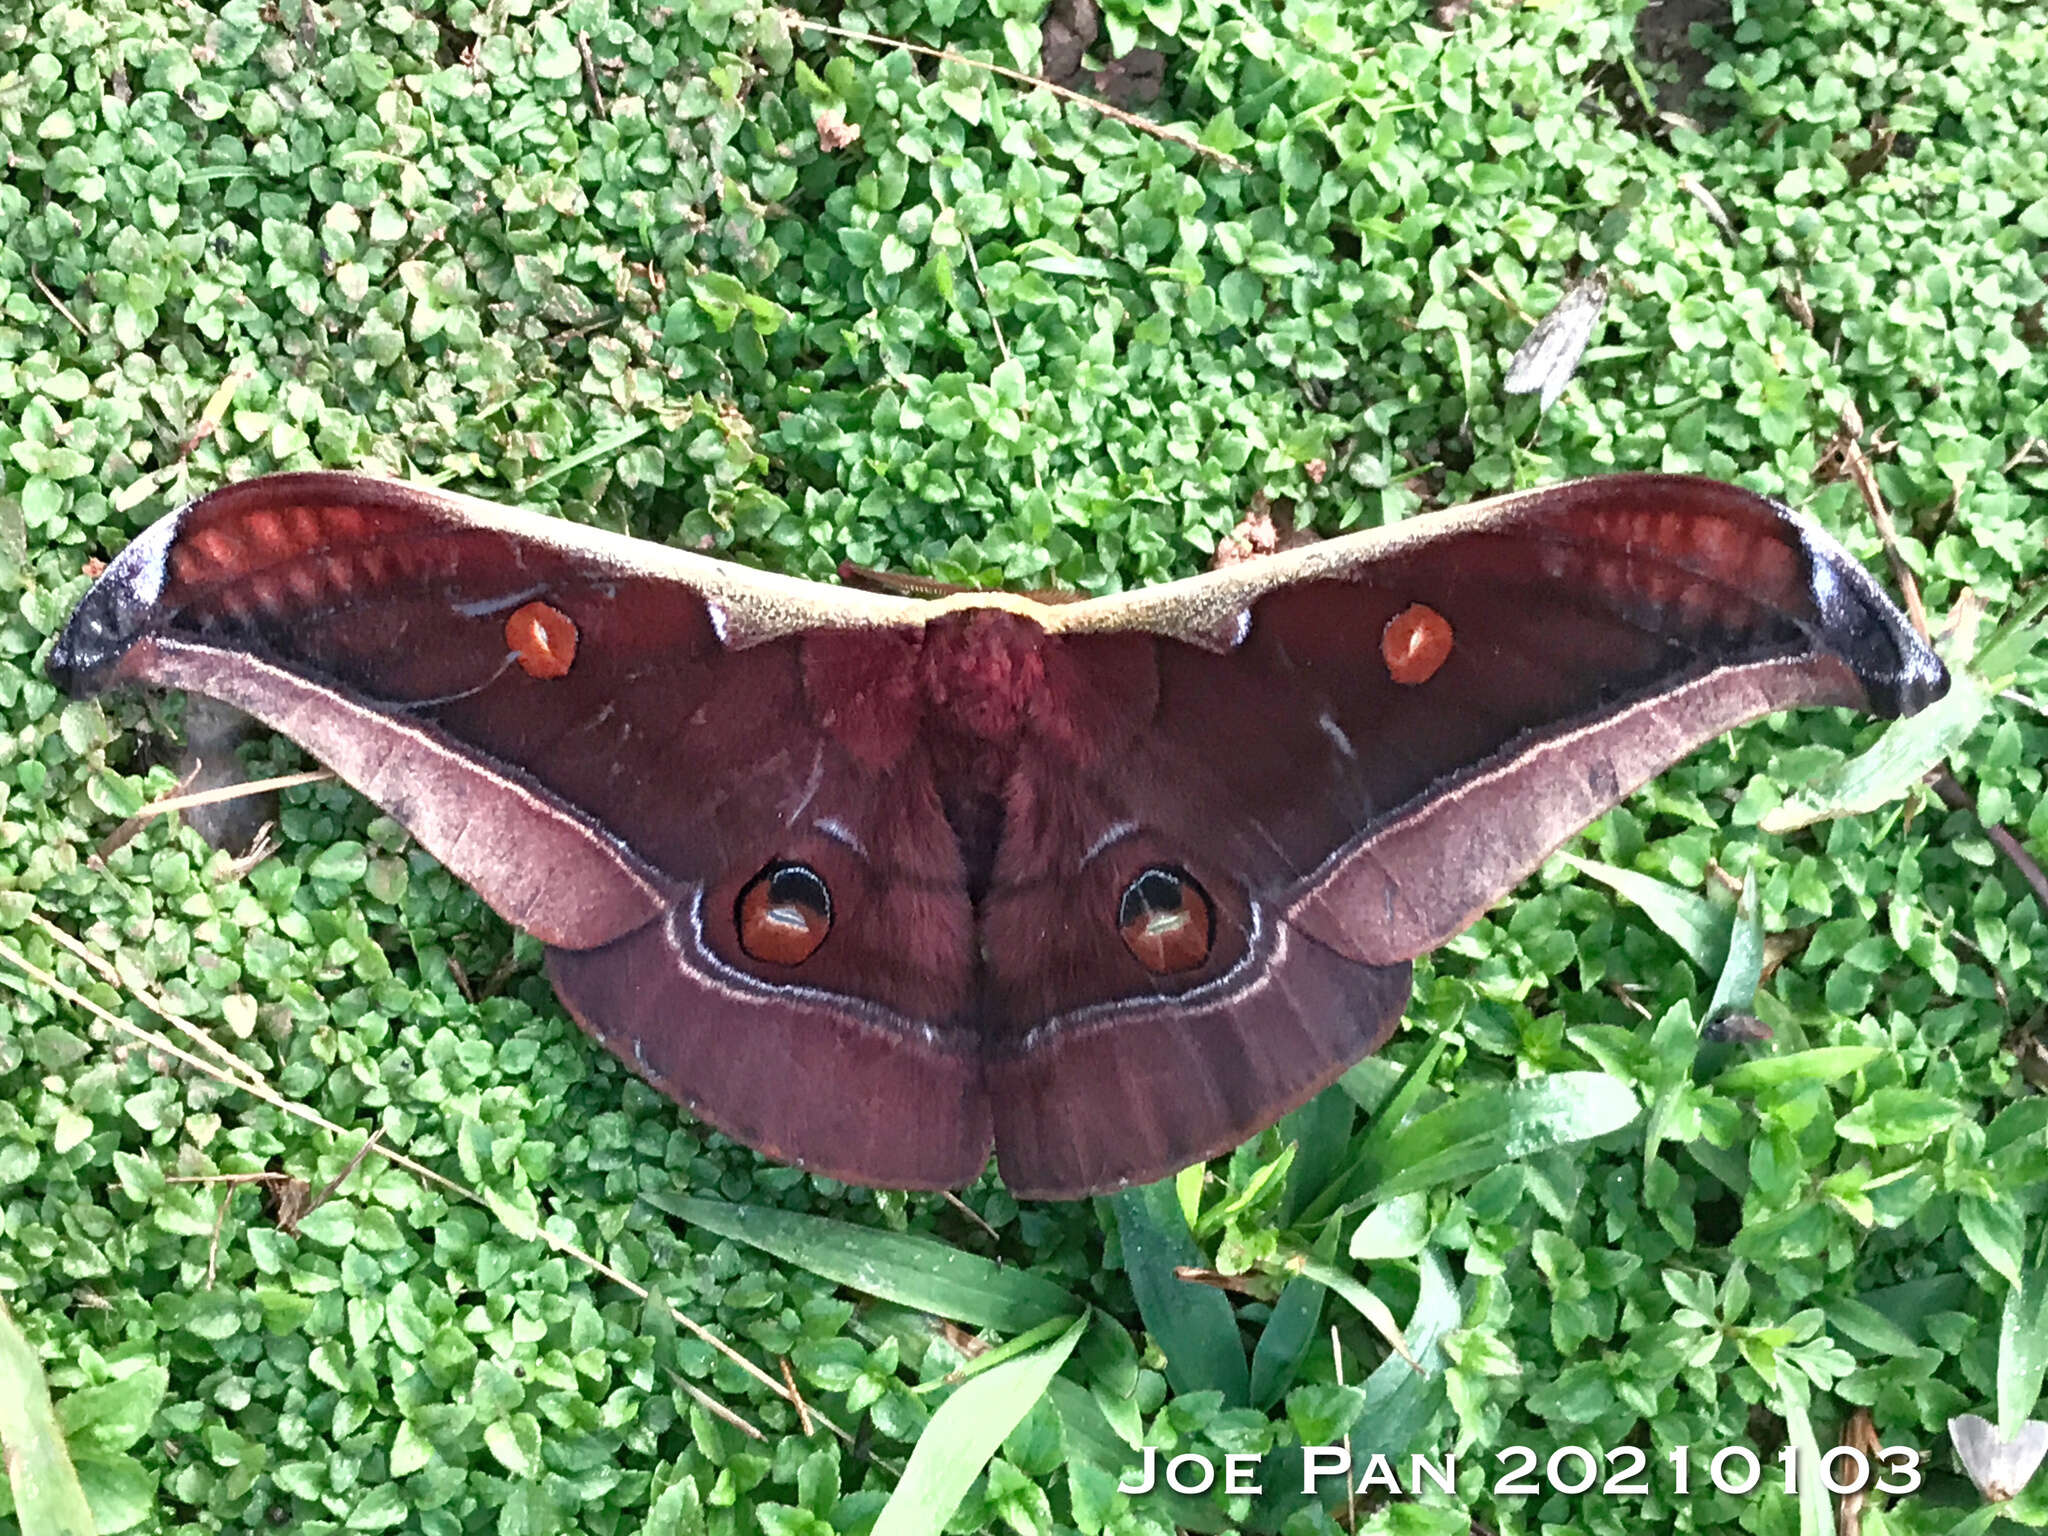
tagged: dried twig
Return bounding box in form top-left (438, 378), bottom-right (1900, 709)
top-left (31, 911), bottom-right (267, 1090)
top-left (2001, 437), bottom-right (2047, 473)
top-left (959, 220), bottom-right (1009, 365)
top-left (95, 758), bottom-right (204, 862)
top-left (304, 1127), bottom-right (385, 1216)
top-left (779, 11), bottom-right (1248, 172)
top-left (1172, 1265), bottom-right (1273, 1298)
top-left (1676, 173), bottom-right (1736, 241)
top-left (1460, 264), bottom-right (1531, 323)
top-left (1930, 771), bottom-right (2048, 918)
top-left (179, 363), bottom-right (256, 460)
top-left (578, 31), bottom-right (606, 118)
top-left (206, 1183), bottom-right (239, 1285)
top-left (103, 767), bottom-right (334, 839)
top-left (941, 1190), bottom-right (1000, 1243)
top-left (1835, 403), bottom-right (1929, 638)
top-left (778, 1356), bottom-right (815, 1437)
top-left (673, 1373), bottom-right (768, 1441)
top-left (1837, 1406), bottom-right (1881, 1536)
top-left (30, 268), bottom-right (88, 338)
top-left (1605, 979), bottom-right (1654, 1020)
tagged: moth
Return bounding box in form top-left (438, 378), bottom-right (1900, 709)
top-left (1503, 271), bottom-right (1611, 411)
top-left (1950, 1415), bottom-right (2048, 1503)
top-left (49, 473), bottom-right (1946, 1198)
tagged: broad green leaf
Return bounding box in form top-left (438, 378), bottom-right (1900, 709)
top-left (2001, 1270), bottom-right (2048, 1436)
top-left (68, 1452), bottom-right (151, 1536)
top-left (1248, 1274), bottom-right (1326, 1411)
top-left (1962, 1196), bottom-right (2028, 1289)
top-left (0, 1297), bottom-right (97, 1536)
top-left (1108, 1181), bottom-right (1249, 1405)
top-left (53, 1366), bottom-right (167, 1454)
top-left (653, 1196), bottom-right (1077, 1331)
top-left (1825, 1295), bottom-right (1923, 1357)
top-left (1356, 1073), bottom-right (1641, 1204)
top-left (1352, 1248), bottom-right (1459, 1461)
top-left (1347, 1193), bottom-right (1430, 1261)
top-left (1860, 1273), bottom-right (1976, 1342)
top-left (1713, 1047), bottom-right (1886, 1094)
top-left (1835, 1088), bottom-right (1963, 1147)
top-left (1559, 855), bottom-right (1725, 970)
top-left (872, 1317), bottom-right (1085, 1536)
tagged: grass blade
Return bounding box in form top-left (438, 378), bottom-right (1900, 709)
top-left (1358, 1073), bottom-right (1641, 1204)
top-left (1276, 1085), bottom-right (1354, 1225)
top-left (2000, 1269), bottom-right (2048, 1436)
top-left (872, 1316), bottom-right (1086, 1536)
top-left (1560, 854), bottom-right (1725, 970)
top-left (1352, 1248), bottom-right (1460, 1461)
top-left (1706, 868), bottom-right (1764, 1023)
top-left (1109, 1180), bottom-right (1250, 1405)
top-left (1777, 1374), bottom-right (1833, 1536)
top-left (652, 1195), bottom-right (1077, 1331)
top-left (1759, 669), bottom-right (1989, 833)
top-left (1291, 1256), bottom-right (1418, 1371)
top-left (1248, 1273), bottom-right (1327, 1410)
top-left (1303, 1037), bottom-right (1449, 1225)
top-left (1759, 588), bottom-right (2046, 834)
top-left (1712, 1046), bottom-right (1886, 1094)
top-left (0, 1297), bottom-right (97, 1536)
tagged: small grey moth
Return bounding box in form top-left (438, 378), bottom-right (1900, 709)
top-left (1504, 272), bottom-right (1611, 411)
top-left (1949, 1414), bottom-right (2048, 1503)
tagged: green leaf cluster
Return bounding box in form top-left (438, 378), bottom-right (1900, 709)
top-left (1, 0), bottom-right (2045, 1533)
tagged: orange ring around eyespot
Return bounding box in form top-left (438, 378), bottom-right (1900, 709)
top-left (1381, 603), bottom-right (1453, 685)
top-left (506, 601), bottom-right (578, 680)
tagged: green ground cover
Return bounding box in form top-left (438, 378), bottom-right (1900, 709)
top-left (0, 0), bottom-right (2044, 1532)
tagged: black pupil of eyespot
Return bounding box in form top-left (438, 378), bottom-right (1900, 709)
top-left (1120, 868), bottom-right (1186, 926)
top-left (768, 864), bottom-right (829, 918)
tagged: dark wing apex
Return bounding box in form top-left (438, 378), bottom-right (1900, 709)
top-left (50, 476), bottom-right (671, 949)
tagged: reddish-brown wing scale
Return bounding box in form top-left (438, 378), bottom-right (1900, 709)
top-left (49, 473), bottom-right (1946, 1198)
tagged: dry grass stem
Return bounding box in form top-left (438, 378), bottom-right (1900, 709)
top-left (779, 11), bottom-right (1249, 172)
